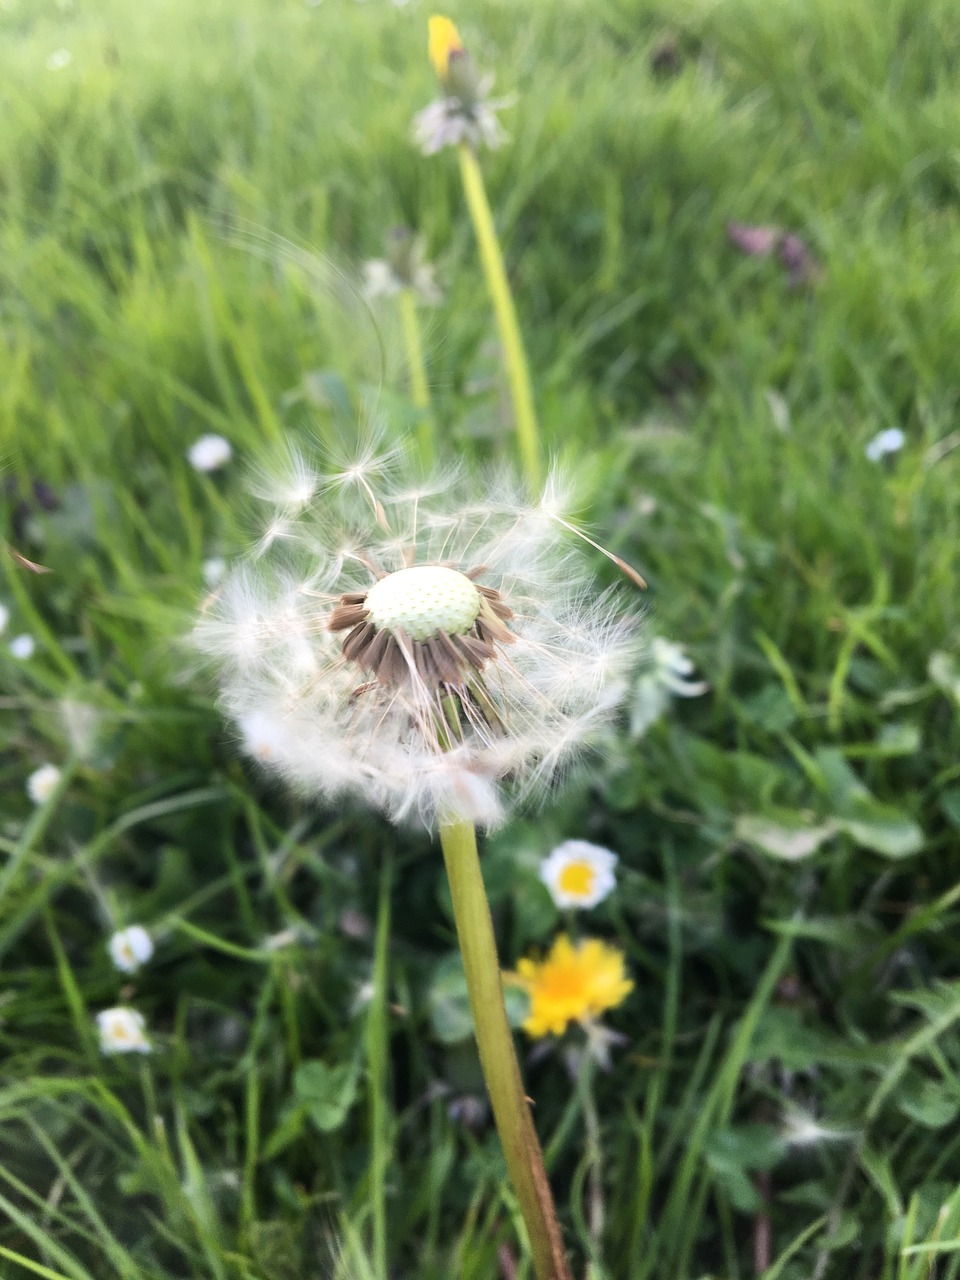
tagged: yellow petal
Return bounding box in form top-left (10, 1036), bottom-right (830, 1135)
top-left (428, 15), bottom-right (463, 82)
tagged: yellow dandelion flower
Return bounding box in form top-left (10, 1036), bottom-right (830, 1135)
top-left (512, 935), bottom-right (633, 1038)
top-left (428, 15), bottom-right (464, 83)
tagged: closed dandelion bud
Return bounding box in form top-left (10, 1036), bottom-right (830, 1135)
top-left (428, 15), bottom-right (464, 87)
top-left (416, 16), bottom-right (511, 154)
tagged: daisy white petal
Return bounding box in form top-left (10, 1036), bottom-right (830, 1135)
top-left (108, 925), bottom-right (154, 974)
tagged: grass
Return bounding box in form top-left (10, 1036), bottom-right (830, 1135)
top-left (2, 0), bottom-right (960, 1275)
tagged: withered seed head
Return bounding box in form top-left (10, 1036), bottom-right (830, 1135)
top-left (329, 564), bottom-right (514, 695)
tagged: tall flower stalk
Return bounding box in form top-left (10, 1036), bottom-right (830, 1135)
top-left (440, 820), bottom-right (570, 1279)
top-left (416, 16), bottom-right (542, 491)
top-left (457, 144), bottom-right (541, 490)
top-left (363, 228), bottom-right (439, 467)
top-left (195, 450), bottom-right (640, 1280)
top-left (397, 288), bottom-right (434, 462)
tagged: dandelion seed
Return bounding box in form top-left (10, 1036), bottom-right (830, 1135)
top-left (9, 633), bottom-right (35, 660)
top-left (26, 763), bottom-right (61, 805)
top-left (509, 935), bottom-right (633, 1039)
top-left (414, 15), bottom-right (512, 154)
top-left (539, 840), bottom-right (618, 909)
top-left (630, 636), bottom-right (708, 736)
top-left (865, 427), bottom-right (906, 462)
top-left (195, 452), bottom-right (641, 830)
top-left (780, 1108), bottom-right (853, 1148)
top-left (46, 48), bottom-right (72, 71)
top-left (96, 1007), bottom-right (151, 1054)
top-left (188, 434), bottom-right (233, 473)
top-left (108, 925), bottom-right (154, 974)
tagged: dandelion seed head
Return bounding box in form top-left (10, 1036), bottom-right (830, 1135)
top-left (195, 453), bottom-right (641, 829)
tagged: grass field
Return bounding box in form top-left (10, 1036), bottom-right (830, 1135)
top-left (3, 0), bottom-right (960, 1276)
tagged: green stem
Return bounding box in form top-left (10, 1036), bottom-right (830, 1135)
top-left (398, 287), bottom-right (434, 467)
top-left (457, 144), bottom-right (542, 491)
top-left (365, 858), bottom-right (393, 1280)
top-left (439, 820), bottom-right (571, 1280)
top-left (580, 1054), bottom-right (605, 1276)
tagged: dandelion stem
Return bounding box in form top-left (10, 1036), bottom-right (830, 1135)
top-left (457, 143), bottom-right (542, 491)
top-left (439, 819), bottom-right (571, 1280)
top-left (398, 287), bottom-right (434, 466)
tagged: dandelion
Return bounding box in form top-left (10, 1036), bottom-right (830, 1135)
top-left (96, 1007), bottom-right (151, 1055)
top-left (512, 935), bottom-right (633, 1039)
top-left (195, 445), bottom-right (637, 1280)
top-left (9, 634), bottom-right (36, 660)
top-left (414, 16), bottom-right (512, 156)
top-left (363, 227), bottom-right (441, 305)
top-left (630, 636), bottom-right (708, 736)
top-left (195, 451), bottom-right (640, 831)
top-left (415, 17), bottom-right (539, 490)
top-left (188, 434), bottom-right (233, 472)
top-left (865, 427), bottom-right (906, 462)
top-left (539, 840), bottom-right (618, 910)
top-left (108, 925), bottom-right (154, 974)
top-left (26, 763), bottom-right (61, 805)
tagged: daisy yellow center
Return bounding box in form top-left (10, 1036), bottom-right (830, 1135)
top-left (557, 861), bottom-right (596, 899)
top-left (111, 1022), bottom-right (131, 1040)
top-left (365, 566), bottom-right (481, 643)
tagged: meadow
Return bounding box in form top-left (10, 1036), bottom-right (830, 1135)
top-left (2, 0), bottom-right (960, 1276)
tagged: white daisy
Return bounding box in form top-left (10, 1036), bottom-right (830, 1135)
top-left (865, 427), bottom-right (906, 462)
top-left (108, 925), bottom-right (154, 974)
top-left (96, 1007), bottom-right (151, 1055)
top-left (539, 840), bottom-right (618, 909)
top-left (202, 557), bottom-right (227, 587)
top-left (9, 634), bottom-right (36, 660)
top-left (26, 763), bottom-right (61, 805)
top-left (188, 434), bottom-right (233, 473)
top-left (195, 449), bottom-right (641, 830)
